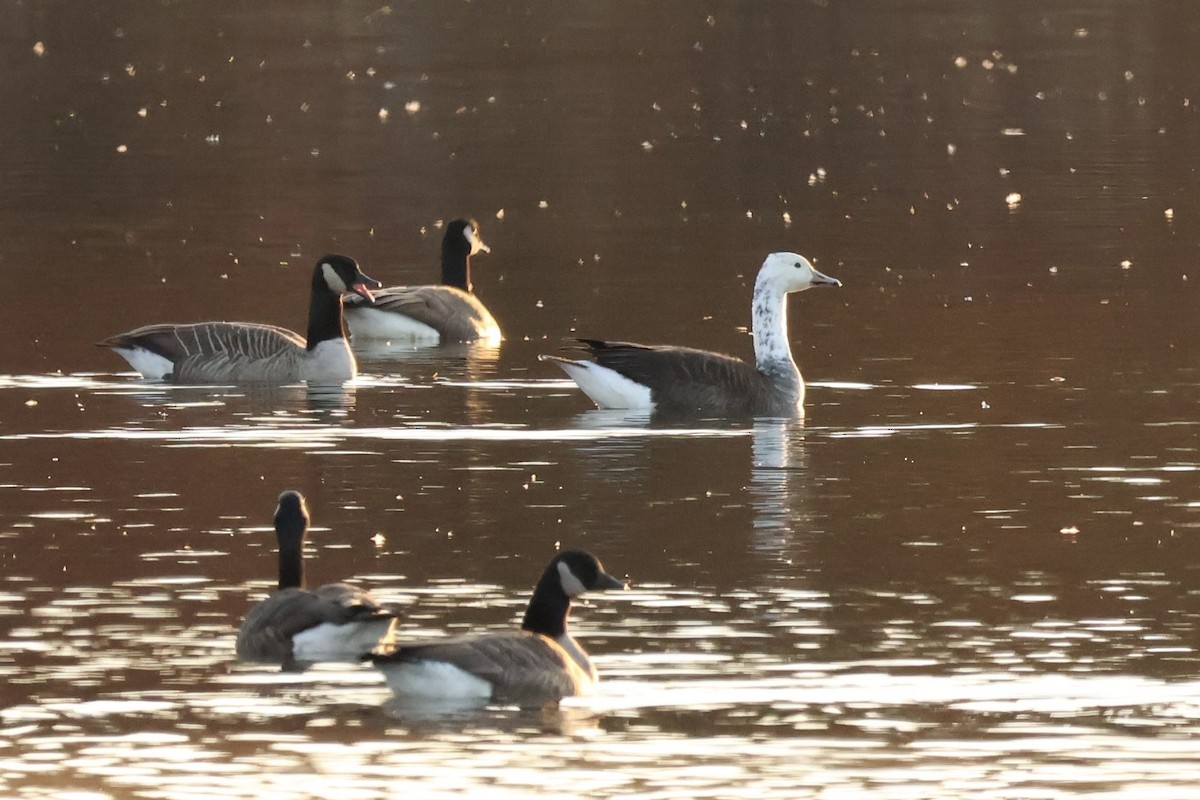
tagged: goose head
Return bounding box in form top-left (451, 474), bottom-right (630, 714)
top-left (446, 218), bottom-right (491, 258)
top-left (274, 490), bottom-right (309, 549)
top-left (273, 490), bottom-right (311, 590)
top-left (553, 550), bottom-right (627, 596)
top-left (317, 254), bottom-right (381, 302)
top-left (756, 251), bottom-right (841, 295)
top-left (520, 549), bottom-right (625, 638)
top-left (440, 219), bottom-right (490, 292)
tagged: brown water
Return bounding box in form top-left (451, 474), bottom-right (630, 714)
top-left (4, 2), bottom-right (1200, 798)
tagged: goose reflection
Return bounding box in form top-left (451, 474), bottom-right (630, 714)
top-left (355, 340), bottom-right (502, 422)
top-left (305, 381), bottom-right (357, 412)
top-left (242, 382), bottom-right (358, 415)
top-left (99, 380), bottom-right (358, 414)
top-left (376, 696), bottom-right (604, 733)
top-left (352, 339), bottom-right (501, 372)
top-left (749, 417), bottom-right (811, 556)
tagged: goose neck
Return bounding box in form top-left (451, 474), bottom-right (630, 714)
top-left (520, 572), bottom-right (570, 638)
top-left (277, 540), bottom-right (305, 590)
top-left (751, 279), bottom-right (799, 376)
top-left (306, 280), bottom-right (348, 350)
top-left (441, 246), bottom-right (471, 292)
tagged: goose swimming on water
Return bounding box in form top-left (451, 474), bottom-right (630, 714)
top-left (371, 550), bottom-right (626, 706)
top-left (540, 252), bottom-right (840, 416)
top-left (98, 255), bottom-right (380, 384)
top-left (344, 218), bottom-right (501, 345)
top-left (235, 490), bottom-right (400, 667)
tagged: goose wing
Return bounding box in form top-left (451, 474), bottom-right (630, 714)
top-left (235, 585), bottom-right (397, 662)
top-left (575, 338), bottom-right (773, 414)
top-left (236, 588), bottom-right (330, 662)
top-left (349, 285), bottom-right (493, 342)
top-left (312, 582), bottom-right (399, 622)
top-left (374, 631), bottom-right (583, 701)
top-left (99, 322), bottom-right (306, 382)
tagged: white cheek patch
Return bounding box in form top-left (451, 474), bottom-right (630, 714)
top-left (321, 262), bottom-right (349, 294)
top-left (464, 226), bottom-right (490, 255)
top-left (557, 561), bottom-right (588, 597)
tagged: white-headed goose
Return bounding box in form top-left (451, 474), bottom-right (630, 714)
top-left (371, 550), bottom-right (626, 706)
top-left (235, 490), bottom-right (399, 668)
top-left (98, 255), bottom-right (381, 384)
top-left (540, 252), bottom-right (840, 416)
top-left (343, 218), bottom-right (501, 344)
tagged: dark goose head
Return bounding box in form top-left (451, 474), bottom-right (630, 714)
top-left (441, 218), bottom-right (490, 292)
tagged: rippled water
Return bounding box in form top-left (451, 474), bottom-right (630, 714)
top-left (4, 1), bottom-right (1200, 798)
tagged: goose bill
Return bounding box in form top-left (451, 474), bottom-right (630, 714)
top-left (811, 270), bottom-right (842, 288)
top-left (596, 571), bottom-right (627, 591)
top-left (350, 272), bottom-right (382, 302)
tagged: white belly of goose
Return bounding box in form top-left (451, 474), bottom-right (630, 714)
top-left (300, 338), bottom-right (358, 382)
top-left (346, 308), bottom-right (442, 344)
top-left (378, 660), bottom-right (494, 701)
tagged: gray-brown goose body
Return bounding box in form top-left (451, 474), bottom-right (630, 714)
top-left (98, 255), bottom-right (380, 384)
top-left (343, 219), bottom-right (500, 344)
top-left (540, 252), bottom-right (840, 417)
top-left (235, 490), bottom-right (399, 668)
top-left (371, 550), bottom-right (626, 706)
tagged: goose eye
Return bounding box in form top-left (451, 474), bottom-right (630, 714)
top-left (794, 261), bottom-right (803, 269)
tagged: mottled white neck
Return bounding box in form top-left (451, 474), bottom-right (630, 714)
top-left (751, 276), bottom-right (800, 378)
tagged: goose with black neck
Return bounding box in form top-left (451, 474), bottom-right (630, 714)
top-left (371, 550), bottom-right (626, 706)
top-left (98, 255), bottom-right (381, 384)
top-left (345, 218), bottom-right (501, 345)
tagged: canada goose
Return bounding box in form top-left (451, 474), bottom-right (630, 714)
top-left (540, 252), bottom-right (840, 416)
top-left (235, 490), bottom-right (399, 667)
top-left (97, 255), bottom-right (381, 384)
top-left (343, 218), bottom-right (501, 344)
top-left (371, 550), bottom-right (626, 705)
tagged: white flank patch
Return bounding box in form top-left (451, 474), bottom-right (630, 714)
top-left (345, 307), bottom-right (441, 343)
top-left (321, 262), bottom-right (348, 294)
top-left (112, 347), bottom-right (174, 381)
top-left (376, 660), bottom-right (493, 701)
top-left (552, 360), bottom-right (654, 410)
top-left (292, 619), bottom-right (393, 662)
top-left (557, 561), bottom-right (588, 597)
top-left (303, 338), bottom-right (357, 382)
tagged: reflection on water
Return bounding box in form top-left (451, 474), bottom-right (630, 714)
top-left (4, 556), bottom-right (1200, 799)
top-left (749, 418), bottom-right (808, 556)
top-left (353, 339), bottom-right (503, 370)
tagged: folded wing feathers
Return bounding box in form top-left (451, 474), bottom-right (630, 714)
top-left (104, 322), bottom-right (307, 382)
top-left (354, 286), bottom-right (494, 342)
top-left (576, 339), bottom-right (773, 412)
top-left (236, 585), bottom-right (397, 662)
top-left (376, 632), bottom-right (582, 701)
top-left (312, 582), bottom-right (398, 623)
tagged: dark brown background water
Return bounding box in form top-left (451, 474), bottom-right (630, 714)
top-left (2, 2), bottom-right (1200, 798)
